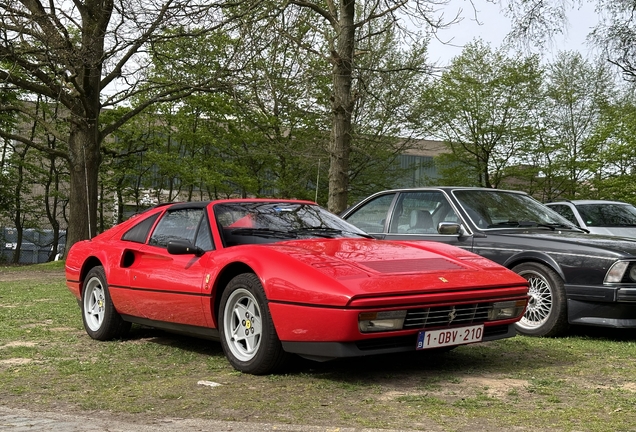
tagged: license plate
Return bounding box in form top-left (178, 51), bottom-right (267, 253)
top-left (416, 324), bottom-right (484, 350)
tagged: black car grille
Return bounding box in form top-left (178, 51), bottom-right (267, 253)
top-left (403, 303), bottom-right (491, 329)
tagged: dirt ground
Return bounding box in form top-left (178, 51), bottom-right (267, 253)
top-left (0, 267), bottom-right (65, 282)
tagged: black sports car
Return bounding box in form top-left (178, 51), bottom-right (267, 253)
top-left (341, 187), bottom-right (636, 337)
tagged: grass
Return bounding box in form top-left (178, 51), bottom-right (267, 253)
top-left (0, 259), bottom-right (65, 272)
top-left (1, 263), bottom-right (636, 431)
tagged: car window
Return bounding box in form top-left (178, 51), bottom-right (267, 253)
top-left (389, 191), bottom-right (459, 234)
top-left (345, 193), bottom-right (395, 233)
top-left (194, 212), bottom-right (215, 251)
top-left (547, 205), bottom-right (578, 225)
top-left (121, 213), bottom-right (160, 244)
top-left (453, 190), bottom-right (570, 229)
top-left (576, 204), bottom-right (636, 227)
top-left (149, 208), bottom-right (205, 248)
top-left (215, 202), bottom-right (368, 247)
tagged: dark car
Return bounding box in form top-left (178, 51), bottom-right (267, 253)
top-left (341, 187), bottom-right (636, 337)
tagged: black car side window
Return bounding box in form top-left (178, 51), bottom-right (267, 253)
top-left (346, 194), bottom-right (395, 233)
top-left (149, 208), bottom-right (204, 248)
top-left (122, 213), bottom-right (160, 244)
top-left (389, 191), bottom-right (459, 234)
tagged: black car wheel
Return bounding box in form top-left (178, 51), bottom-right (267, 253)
top-left (219, 273), bottom-right (289, 374)
top-left (81, 266), bottom-right (131, 340)
top-left (513, 262), bottom-right (569, 337)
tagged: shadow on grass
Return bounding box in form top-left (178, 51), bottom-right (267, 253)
top-left (111, 322), bottom-right (636, 381)
top-left (568, 324), bottom-right (636, 342)
top-left (121, 324), bottom-right (226, 358)
top-left (285, 339), bottom-right (575, 380)
top-left (117, 323), bottom-right (584, 381)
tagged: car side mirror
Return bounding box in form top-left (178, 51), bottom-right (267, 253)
top-left (437, 222), bottom-right (462, 235)
top-left (167, 239), bottom-right (204, 257)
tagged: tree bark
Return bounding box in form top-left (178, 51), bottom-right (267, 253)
top-left (327, 0), bottom-right (355, 214)
top-left (44, 155), bottom-right (62, 262)
top-left (11, 154), bottom-right (24, 264)
top-left (66, 120), bottom-right (101, 248)
top-left (63, 0), bottom-right (108, 251)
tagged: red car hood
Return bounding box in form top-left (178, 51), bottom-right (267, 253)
top-left (264, 238), bottom-right (527, 306)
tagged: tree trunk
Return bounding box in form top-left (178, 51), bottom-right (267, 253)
top-left (45, 155), bottom-right (62, 262)
top-left (65, 122), bottom-right (100, 252)
top-left (48, 228), bottom-right (60, 262)
top-left (11, 209), bottom-right (22, 265)
top-left (11, 148), bottom-right (26, 264)
top-left (61, 2), bottom-right (109, 255)
top-left (327, 0), bottom-right (355, 214)
top-left (12, 227), bottom-right (22, 264)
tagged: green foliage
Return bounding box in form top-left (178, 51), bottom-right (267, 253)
top-left (538, 52), bottom-right (614, 199)
top-left (585, 0), bottom-right (636, 82)
top-left (0, 87), bottom-right (67, 262)
top-left (7, 1), bottom-right (636, 225)
top-left (433, 152), bottom-right (483, 187)
top-left (0, 86), bottom-right (19, 218)
top-left (587, 88), bottom-right (636, 203)
top-left (422, 45), bottom-right (627, 203)
top-left (347, 16), bottom-right (432, 201)
top-left (99, 17), bottom-right (431, 210)
top-left (144, 24), bottom-right (329, 202)
top-left (421, 40), bottom-right (543, 188)
top-left (0, 174), bottom-right (11, 217)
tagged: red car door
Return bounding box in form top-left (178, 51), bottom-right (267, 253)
top-left (129, 245), bottom-right (211, 327)
top-left (127, 205), bottom-right (215, 328)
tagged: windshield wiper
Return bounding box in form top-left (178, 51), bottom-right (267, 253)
top-left (348, 231), bottom-right (375, 239)
top-left (291, 227), bottom-right (344, 238)
top-left (488, 221), bottom-right (521, 228)
top-left (293, 227), bottom-right (375, 239)
top-left (544, 222), bottom-right (576, 229)
top-left (229, 228), bottom-right (297, 239)
top-left (488, 220), bottom-right (556, 230)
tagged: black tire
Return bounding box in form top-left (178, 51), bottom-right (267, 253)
top-left (513, 262), bottom-right (569, 337)
top-left (81, 266), bottom-right (131, 340)
top-left (219, 273), bottom-right (289, 374)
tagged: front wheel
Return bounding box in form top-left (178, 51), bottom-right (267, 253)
top-left (81, 266), bottom-right (131, 340)
top-left (513, 262), bottom-right (569, 337)
top-left (219, 273), bottom-right (288, 374)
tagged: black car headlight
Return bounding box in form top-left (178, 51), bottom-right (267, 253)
top-left (605, 261), bottom-right (636, 283)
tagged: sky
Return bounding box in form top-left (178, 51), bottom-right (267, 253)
top-left (426, 0), bottom-right (600, 66)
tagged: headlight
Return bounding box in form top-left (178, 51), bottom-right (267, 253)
top-left (488, 300), bottom-right (527, 321)
top-left (359, 310), bottom-right (407, 333)
top-left (605, 261), bottom-right (630, 283)
top-left (629, 265), bottom-right (636, 282)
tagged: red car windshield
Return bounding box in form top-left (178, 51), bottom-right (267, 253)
top-left (214, 202), bottom-right (370, 246)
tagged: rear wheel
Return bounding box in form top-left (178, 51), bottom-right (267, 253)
top-left (81, 266), bottom-right (131, 340)
top-left (513, 262), bottom-right (569, 337)
top-left (219, 273), bottom-right (288, 374)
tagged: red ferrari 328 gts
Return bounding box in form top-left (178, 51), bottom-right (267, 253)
top-left (65, 199), bottom-right (529, 374)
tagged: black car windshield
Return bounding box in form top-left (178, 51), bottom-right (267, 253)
top-left (576, 203), bottom-right (636, 227)
top-left (214, 202), bottom-right (370, 247)
top-left (453, 190), bottom-right (577, 230)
